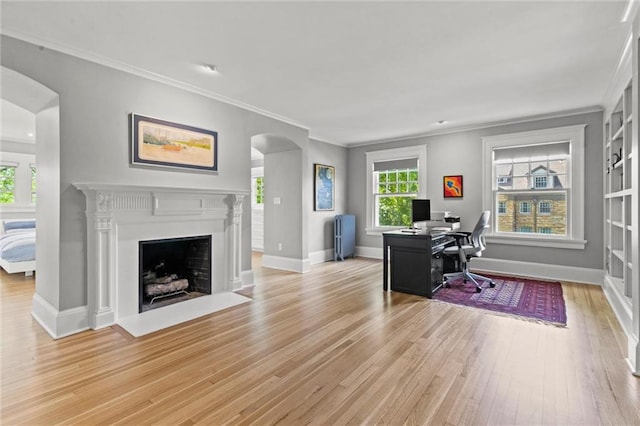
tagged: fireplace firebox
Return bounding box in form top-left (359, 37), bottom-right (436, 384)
top-left (139, 235), bottom-right (212, 312)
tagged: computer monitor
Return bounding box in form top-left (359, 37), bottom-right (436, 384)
top-left (411, 199), bottom-right (431, 225)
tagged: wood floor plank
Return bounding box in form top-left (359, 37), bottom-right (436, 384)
top-left (1, 257), bottom-right (639, 425)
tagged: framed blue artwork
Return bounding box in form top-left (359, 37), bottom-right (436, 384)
top-left (314, 163), bottom-right (335, 211)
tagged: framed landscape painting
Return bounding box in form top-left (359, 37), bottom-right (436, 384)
top-left (131, 114), bottom-right (217, 172)
top-left (443, 175), bottom-right (463, 198)
top-left (314, 164), bottom-right (335, 211)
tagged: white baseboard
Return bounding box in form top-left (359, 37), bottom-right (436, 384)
top-left (472, 257), bottom-right (602, 285)
top-left (241, 269), bottom-right (254, 287)
top-left (355, 245), bottom-right (383, 260)
top-left (627, 334), bottom-right (640, 376)
top-left (355, 245), bottom-right (602, 284)
top-left (32, 293), bottom-right (89, 339)
top-left (309, 249), bottom-right (334, 264)
top-left (262, 254), bottom-right (310, 273)
top-left (602, 276), bottom-right (640, 376)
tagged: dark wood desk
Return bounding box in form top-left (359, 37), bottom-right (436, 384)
top-left (382, 229), bottom-right (455, 298)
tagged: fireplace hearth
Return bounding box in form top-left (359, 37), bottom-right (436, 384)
top-left (139, 235), bottom-right (212, 313)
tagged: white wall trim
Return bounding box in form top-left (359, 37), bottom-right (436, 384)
top-left (355, 245), bottom-right (602, 284)
top-left (31, 294), bottom-right (89, 339)
top-left (348, 106), bottom-right (602, 148)
top-left (240, 269), bottom-right (254, 287)
top-left (356, 245), bottom-right (383, 260)
top-left (262, 255), bottom-right (311, 273)
top-left (482, 124), bottom-right (586, 245)
top-left (471, 257), bottom-right (602, 285)
top-left (601, 278), bottom-right (640, 375)
top-left (309, 248), bottom-right (334, 264)
top-left (365, 145), bottom-right (427, 233)
top-left (2, 30), bottom-right (310, 134)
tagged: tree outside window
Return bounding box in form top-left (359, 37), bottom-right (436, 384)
top-left (0, 166), bottom-right (16, 204)
top-left (31, 166), bottom-right (37, 204)
top-left (365, 146), bottom-right (427, 233)
top-left (375, 168), bottom-right (418, 226)
top-left (254, 176), bottom-right (264, 205)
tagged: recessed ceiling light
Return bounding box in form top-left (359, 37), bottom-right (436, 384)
top-left (27, 132), bottom-right (34, 137)
top-left (204, 64), bottom-right (218, 73)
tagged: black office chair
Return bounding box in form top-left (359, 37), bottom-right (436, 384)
top-left (443, 211), bottom-right (495, 293)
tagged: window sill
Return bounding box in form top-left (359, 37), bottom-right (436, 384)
top-left (0, 204), bottom-right (36, 213)
top-left (486, 234), bottom-right (586, 249)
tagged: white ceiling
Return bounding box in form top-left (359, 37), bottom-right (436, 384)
top-left (0, 100), bottom-right (35, 144)
top-left (0, 1), bottom-right (633, 146)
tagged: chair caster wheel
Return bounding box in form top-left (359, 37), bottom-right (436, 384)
top-left (489, 281), bottom-right (496, 288)
top-left (476, 287), bottom-right (482, 293)
top-left (443, 281), bottom-right (449, 288)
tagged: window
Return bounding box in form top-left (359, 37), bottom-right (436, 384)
top-left (30, 165), bottom-right (36, 204)
top-left (254, 176), bottom-right (264, 204)
top-left (519, 201), bottom-right (531, 214)
top-left (538, 201), bottom-right (551, 214)
top-left (251, 175), bottom-right (264, 207)
top-left (482, 125), bottom-right (586, 249)
top-left (0, 165), bottom-right (16, 204)
top-left (533, 175), bottom-right (548, 189)
top-left (374, 167), bottom-right (419, 227)
top-left (366, 145), bottom-right (427, 233)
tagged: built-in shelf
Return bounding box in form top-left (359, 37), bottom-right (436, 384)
top-left (605, 189), bottom-right (632, 198)
top-left (613, 249), bottom-right (625, 262)
top-left (612, 126), bottom-right (624, 140)
top-left (603, 75), bottom-right (638, 375)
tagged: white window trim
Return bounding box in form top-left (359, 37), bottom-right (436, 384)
top-left (366, 145), bottom-right (427, 235)
top-left (482, 125), bottom-right (586, 249)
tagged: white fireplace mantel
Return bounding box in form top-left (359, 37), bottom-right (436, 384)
top-left (74, 183), bottom-right (249, 332)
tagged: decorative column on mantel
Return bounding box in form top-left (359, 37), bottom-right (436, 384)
top-left (227, 194), bottom-right (244, 290)
top-left (73, 183), bottom-right (248, 330)
top-left (79, 188), bottom-right (117, 329)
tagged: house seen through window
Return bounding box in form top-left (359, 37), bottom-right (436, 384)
top-left (493, 141), bottom-right (569, 236)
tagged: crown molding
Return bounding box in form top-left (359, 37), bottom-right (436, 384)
top-left (347, 106), bottom-right (603, 148)
top-left (1, 31), bottom-right (310, 133)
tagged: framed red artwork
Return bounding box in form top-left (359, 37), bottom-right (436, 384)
top-left (443, 175), bottom-right (463, 198)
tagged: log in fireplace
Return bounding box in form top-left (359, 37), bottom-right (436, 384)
top-left (138, 235), bottom-right (212, 312)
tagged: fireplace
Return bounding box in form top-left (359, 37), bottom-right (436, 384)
top-left (139, 235), bottom-right (212, 312)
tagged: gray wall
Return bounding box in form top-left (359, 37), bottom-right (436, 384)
top-left (348, 110), bottom-right (604, 270)
top-left (1, 35), bottom-right (310, 310)
top-left (308, 138), bottom-right (348, 254)
top-left (263, 148), bottom-right (304, 258)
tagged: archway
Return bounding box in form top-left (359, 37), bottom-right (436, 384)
top-left (251, 133), bottom-right (307, 272)
top-left (1, 66), bottom-right (62, 337)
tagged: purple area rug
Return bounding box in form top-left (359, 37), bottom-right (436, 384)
top-left (433, 274), bottom-right (567, 326)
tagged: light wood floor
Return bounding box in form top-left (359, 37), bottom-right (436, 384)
top-left (1, 256), bottom-right (639, 425)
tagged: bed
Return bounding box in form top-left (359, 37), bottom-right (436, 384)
top-left (0, 219), bottom-right (36, 276)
